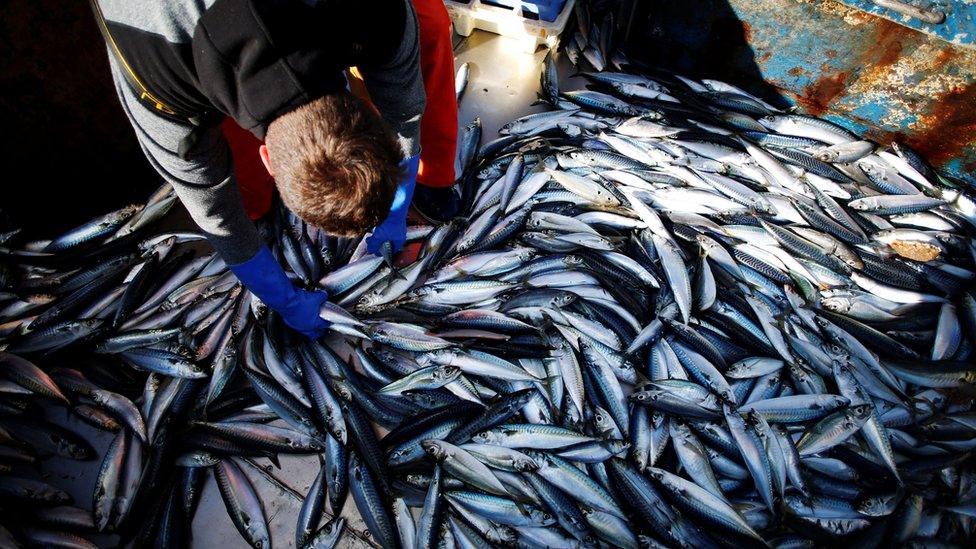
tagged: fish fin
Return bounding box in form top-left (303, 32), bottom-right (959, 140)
top-left (633, 370), bottom-right (651, 387)
top-left (177, 327), bottom-right (196, 349)
top-left (543, 374), bottom-right (561, 387)
top-left (389, 267), bottom-right (407, 282)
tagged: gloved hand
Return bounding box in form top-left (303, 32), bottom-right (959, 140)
top-left (229, 245), bottom-right (330, 339)
top-left (366, 154), bottom-right (421, 256)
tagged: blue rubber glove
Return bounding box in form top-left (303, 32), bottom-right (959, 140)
top-left (366, 154), bottom-right (420, 255)
top-left (229, 245), bottom-right (330, 339)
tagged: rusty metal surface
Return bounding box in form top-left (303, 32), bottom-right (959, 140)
top-left (625, 0), bottom-right (976, 185)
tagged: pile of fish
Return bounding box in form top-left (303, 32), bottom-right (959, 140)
top-left (3, 20), bottom-right (976, 549)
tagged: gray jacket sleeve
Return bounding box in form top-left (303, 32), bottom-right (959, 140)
top-left (360, 0), bottom-right (425, 158)
top-left (108, 58), bottom-right (262, 265)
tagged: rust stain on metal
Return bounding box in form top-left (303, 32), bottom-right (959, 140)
top-left (866, 81), bottom-right (976, 172)
top-left (788, 67), bottom-right (805, 77)
top-left (798, 71), bottom-right (850, 116)
top-left (797, 15), bottom-right (927, 120)
top-left (933, 48), bottom-right (955, 70)
top-left (741, 21), bottom-right (752, 43)
top-left (905, 82), bottom-right (976, 171)
top-left (851, 16), bottom-right (918, 101)
top-left (826, 49), bottom-right (837, 59)
top-left (869, 17), bottom-right (910, 70)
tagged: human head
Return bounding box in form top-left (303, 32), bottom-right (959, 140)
top-left (260, 92), bottom-right (402, 236)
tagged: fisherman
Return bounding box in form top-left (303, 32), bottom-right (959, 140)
top-left (92, 0), bottom-right (459, 339)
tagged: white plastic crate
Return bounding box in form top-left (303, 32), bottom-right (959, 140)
top-left (446, 0), bottom-right (576, 52)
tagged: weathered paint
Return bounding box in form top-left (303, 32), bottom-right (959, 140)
top-left (625, 0), bottom-right (976, 185)
top-left (837, 0), bottom-right (976, 48)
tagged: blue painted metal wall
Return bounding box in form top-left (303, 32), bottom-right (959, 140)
top-left (625, 0), bottom-right (976, 185)
top-left (837, 0), bottom-right (976, 48)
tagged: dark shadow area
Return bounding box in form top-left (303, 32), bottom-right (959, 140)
top-left (622, 0), bottom-right (790, 109)
top-left (0, 1), bottom-right (159, 237)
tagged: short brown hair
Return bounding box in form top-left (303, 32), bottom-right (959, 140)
top-left (265, 92), bottom-right (402, 236)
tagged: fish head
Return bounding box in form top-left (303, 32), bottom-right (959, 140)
top-left (856, 495), bottom-right (893, 516)
top-left (645, 468), bottom-right (667, 482)
top-left (638, 535), bottom-right (665, 549)
top-left (790, 362), bottom-right (812, 379)
top-left (820, 296), bottom-right (852, 314)
top-left (356, 292), bottom-right (381, 311)
top-left (525, 506), bottom-right (555, 526)
top-left (322, 517), bottom-right (345, 536)
top-left (525, 214), bottom-right (544, 230)
top-left (404, 474), bottom-right (429, 488)
top-left (606, 440), bottom-right (630, 455)
top-left (471, 430), bottom-right (499, 445)
top-left (752, 197), bottom-right (777, 215)
top-left (823, 340), bottom-right (850, 361)
top-left (520, 232), bottom-right (548, 248)
top-left (858, 161), bottom-right (881, 177)
top-left (562, 254), bottom-right (585, 269)
top-left (549, 290), bottom-right (577, 308)
top-left (80, 318), bottom-right (106, 331)
top-left (176, 451), bottom-right (219, 468)
top-left (567, 149), bottom-right (591, 163)
top-left (327, 418), bottom-right (347, 443)
top-left (579, 534), bottom-right (600, 548)
top-left (432, 365), bottom-right (461, 382)
top-left (515, 248), bottom-right (537, 262)
top-left (815, 150), bottom-right (837, 162)
top-left (630, 390), bottom-right (654, 404)
top-left (507, 388), bottom-right (536, 409)
top-left (725, 364), bottom-right (745, 377)
top-left (850, 404), bottom-right (873, 421)
top-left (669, 416), bottom-right (689, 432)
top-left (455, 236), bottom-right (477, 253)
top-left (591, 407), bottom-right (615, 434)
top-left (477, 166), bottom-right (502, 180)
top-left (812, 315), bottom-right (833, 332)
top-left (742, 410), bottom-right (768, 432)
top-left (329, 378), bottom-right (354, 402)
top-left (486, 525), bottom-right (517, 545)
top-left (513, 456), bottom-right (539, 472)
top-left (420, 439), bottom-right (449, 461)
